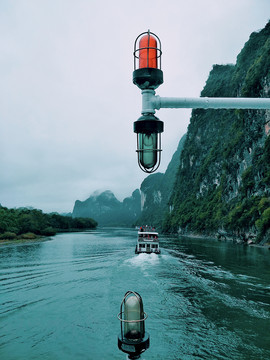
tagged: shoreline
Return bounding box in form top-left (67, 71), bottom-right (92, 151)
top-left (174, 231), bottom-right (270, 250)
top-left (0, 228), bottom-right (98, 246)
top-left (0, 235), bottom-right (48, 246)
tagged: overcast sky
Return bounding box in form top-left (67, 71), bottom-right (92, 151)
top-left (0, 0), bottom-right (269, 213)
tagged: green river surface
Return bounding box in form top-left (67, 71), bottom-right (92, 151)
top-left (0, 228), bottom-right (269, 359)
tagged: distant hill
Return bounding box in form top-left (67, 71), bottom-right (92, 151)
top-left (72, 189), bottom-right (141, 227)
top-left (71, 134), bottom-right (187, 229)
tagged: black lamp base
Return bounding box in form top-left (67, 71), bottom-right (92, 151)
top-left (133, 68), bottom-right (163, 90)
top-left (118, 333), bottom-right (150, 358)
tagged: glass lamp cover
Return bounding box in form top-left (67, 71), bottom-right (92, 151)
top-left (138, 133), bottom-right (158, 169)
top-left (139, 34), bottom-right (157, 69)
top-left (124, 295), bottom-right (144, 339)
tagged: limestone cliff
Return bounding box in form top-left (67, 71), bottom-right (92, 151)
top-left (163, 22), bottom-right (270, 243)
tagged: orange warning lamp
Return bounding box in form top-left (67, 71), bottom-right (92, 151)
top-left (139, 33), bottom-right (157, 68)
top-left (133, 30), bottom-right (163, 90)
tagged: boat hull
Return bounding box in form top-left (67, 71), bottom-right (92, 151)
top-left (135, 245), bottom-right (160, 254)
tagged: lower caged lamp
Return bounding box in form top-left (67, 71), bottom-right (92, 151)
top-left (118, 291), bottom-right (150, 359)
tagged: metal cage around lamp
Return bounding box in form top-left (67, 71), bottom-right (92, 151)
top-left (134, 114), bottom-right (164, 173)
top-left (133, 30), bottom-right (163, 90)
top-left (118, 291), bottom-right (150, 359)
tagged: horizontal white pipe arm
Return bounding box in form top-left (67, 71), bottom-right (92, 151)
top-left (154, 96), bottom-right (270, 110)
top-left (141, 90), bottom-right (270, 114)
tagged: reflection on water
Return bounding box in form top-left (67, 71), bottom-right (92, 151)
top-left (0, 229), bottom-right (270, 359)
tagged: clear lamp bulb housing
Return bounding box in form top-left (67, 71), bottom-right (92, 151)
top-left (134, 114), bottom-right (164, 173)
top-left (118, 291), bottom-right (150, 358)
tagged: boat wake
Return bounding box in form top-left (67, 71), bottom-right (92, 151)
top-left (124, 252), bottom-right (160, 268)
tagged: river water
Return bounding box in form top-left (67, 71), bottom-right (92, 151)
top-left (0, 228), bottom-right (269, 360)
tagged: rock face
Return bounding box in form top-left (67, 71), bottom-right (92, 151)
top-left (72, 190), bottom-right (141, 227)
top-left (163, 22), bottom-right (270, 243)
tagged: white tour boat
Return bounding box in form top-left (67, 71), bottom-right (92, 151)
top-left (135, 226), bottom-right (161, 254)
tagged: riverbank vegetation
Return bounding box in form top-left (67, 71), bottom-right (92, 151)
top-left (0, 206), bottom-right (97, 241)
